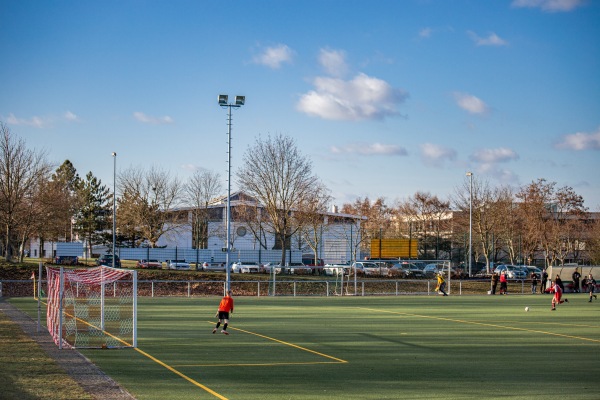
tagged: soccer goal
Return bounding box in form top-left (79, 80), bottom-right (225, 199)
top-left (45, 266), bottom-right (137, 349)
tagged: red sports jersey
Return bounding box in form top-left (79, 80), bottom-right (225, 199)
top-left (218, 295), bottom-right (234, 313)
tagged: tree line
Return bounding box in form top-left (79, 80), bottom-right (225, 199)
top-left (345, 178), bottom-right (599, 269)
top-left (1, 122), bottom-right (598, 268)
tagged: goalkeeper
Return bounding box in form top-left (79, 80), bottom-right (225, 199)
top-left (213, 290), bottom-right (234, 335)
top-left (435, 272), bottom-right (448, 296)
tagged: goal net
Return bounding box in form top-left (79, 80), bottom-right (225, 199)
top-left (46, 266), bottom-right (137, 349)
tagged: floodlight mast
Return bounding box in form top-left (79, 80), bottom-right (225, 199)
top-left (218, 95), bottom-right (245, 293)
top-left (112, 152), bottom-right (117, 269)
top-left (466, 171), bottom-right (473, 277)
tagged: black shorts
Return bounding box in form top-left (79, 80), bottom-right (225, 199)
top-left (218, 311), bottom-right (230, 320)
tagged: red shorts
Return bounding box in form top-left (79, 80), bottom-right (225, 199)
top-left (553, 292), bottom-right (562, 303)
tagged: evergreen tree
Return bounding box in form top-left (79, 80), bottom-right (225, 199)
top-left (73, 172), bottom-right (112, 257)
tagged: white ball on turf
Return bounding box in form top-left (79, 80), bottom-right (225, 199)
top-left (525, 306), bottom-right (529, 312)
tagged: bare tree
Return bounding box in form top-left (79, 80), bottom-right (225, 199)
top-left (453, 179), bottom-right (517, 270)
top-left (234, 194), bottom-right (271, 251)
top-left (117, 166), bottom-right (184, 248)
top-left (587, 214), bottom-right (600, 264)
top-left (516, 179), bottom-right (588, 267)
top-left (296, 181), bottom-right (333, 262)
top-left (341, 196), bottom-right (393, 258)
top-left (236, 134), bottom-right (320, 266)
top-left (331, 213), bottom-right (365, 264)
top-left (184, 169), bottom-right (222, 249)
top-left (0, 123), bottom-right (52, 261)
top-left (13, 173), bottom-right (52, 262)
top-left (397, 192), bottom-right (450, 260)
top-left (492, 186), bottom-right (520, 265)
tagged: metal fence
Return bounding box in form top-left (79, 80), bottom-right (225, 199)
top-left (116, 247), bottom-right (309, 266)
top-left (1, 278), bottom-right (542, 298)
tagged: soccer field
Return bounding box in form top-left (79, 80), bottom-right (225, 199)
top-left (10, 294), bottom-right (600, 400)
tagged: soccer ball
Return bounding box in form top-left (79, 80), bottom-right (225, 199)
top-left (525, 307), bottom-right (529, 312)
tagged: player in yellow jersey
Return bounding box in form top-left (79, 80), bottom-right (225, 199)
top-left (435, 272), bottom-right (448, 296)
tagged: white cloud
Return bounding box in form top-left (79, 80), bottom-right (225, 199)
top-left (511, 0), bottom-right (585, 12)
top-left (555, 127), bottom-right (600, 150)
top-left (64, 111), bottom-right (79, 121)
top-left (419, 28), bottom-right (433, 38)
top-left (453, 92), bottom-right (490, 115)
top-left (6, 113), bottom-right (48, 128)
top-left (478, 166), bottom-right (520, 185)
top-left (252, 44), bottom-right (294, 69)
top-left (470, 147), bottom-right (519, 163)
top-left (468, 31), bottom-right (508, 46)
top-left (297, 73), bottom-right (408, 121)
top-left (318, 48), bottom-right (349, 77)
top-left (470, 149), bottom-right (520, 185)
top-left (420, 143), bottom-right (457, 167)
top-left (330, 142), bottom-right (408, 156)
top-left (5, 111), bottom-right (78, 128)
top-left (180, 164), bottom-right (198, 172)
top-left (133, 112), bottom-right (174, 125)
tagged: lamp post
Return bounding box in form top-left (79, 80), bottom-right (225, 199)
top-left (466, 171), bottom-right (473, 277)
top-left (218, 94), bottom-right (245, 292)
top-left (112, 152), bottom-right (117, 269)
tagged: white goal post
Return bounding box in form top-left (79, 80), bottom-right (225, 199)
top-left (46, 266), bottom-right (137, 349)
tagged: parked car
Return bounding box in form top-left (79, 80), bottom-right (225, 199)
top-left (261, 262), bottom-right (282, 274)
top-left (283, 262), bottom-right (312, 275)
top-left (201, 262), bottom-right (227, 272)
top-left (389, 262), bottom-right (424, 278)
top-left (388, 263), bottom-right (411, 278)
top-left (97, 254), bottom-right (121, 268)
top-left (323, 264), bottom-right (351, 276)
top-left (523, 265), bottom-right (542, 279)
top-left (351, 261), bottom-right (386, 276)
top-left (55, 255), bottom-right (79, 265)
top-left (136, 259), bottom-right (162, 269)
top-left (302, 256), bottom-right (324, 266)
top-left (166, 260), bottom-right (190, 270)
top-left (474, 267), bottom-right (492, 278)
top-left (302, 256), bottom-right (325, 274)
top-left (494, 265), bottom-right (526, 279)
top-left (422, 263), bottom-right (446, 278)
top-left (421, 263), bottom-right (463, 279)
top-left (231, 261), bottom-right (261, 273)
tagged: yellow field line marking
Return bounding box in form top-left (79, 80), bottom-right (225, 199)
top-left (133, 347), bottom-right (229, 400)
top-left (175, 361), bottom-right (342, 368)
top-left (359, 307), bottom-right (600, 344)
top-left (515, 320), bottom-right (600, 329)
top-left (40, 298), bottom-right (133, 348)
top-left (208, 321), bottom-right (348, 364)
top-left (37, 299), bottom-right (228, 399)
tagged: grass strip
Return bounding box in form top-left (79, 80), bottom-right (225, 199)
top-left (0, 309), bottom-right (92, 400)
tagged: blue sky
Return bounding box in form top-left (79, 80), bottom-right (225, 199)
top-left (1, 0), bottom-right (599, 210)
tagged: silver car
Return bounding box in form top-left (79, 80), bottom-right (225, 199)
top-left (166, 260), bottom-right (190, 270)
top-left (231, 261), bottom-right (261, 273)
top-left (494, 264), bottom-right (526, 279)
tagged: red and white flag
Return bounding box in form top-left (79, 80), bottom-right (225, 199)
top-left (30, 272), bottom-right (35, 280)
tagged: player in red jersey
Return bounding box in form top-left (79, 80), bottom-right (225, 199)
top-left (212, 290), bottom-right (234, 335)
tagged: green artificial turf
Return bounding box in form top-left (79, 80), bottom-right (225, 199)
top-left (9, 294), bottom-right (600, 400)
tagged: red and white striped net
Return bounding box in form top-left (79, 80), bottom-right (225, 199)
top-left (46, 266), bottom-right (134, 349)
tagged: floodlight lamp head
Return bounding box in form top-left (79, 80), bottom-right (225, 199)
top-left (218, 94), bottom-right (228, 105)
top-left (466, 171), bottom-right (472, 177)
top-left (235, 95), bottom-right (245, 106)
